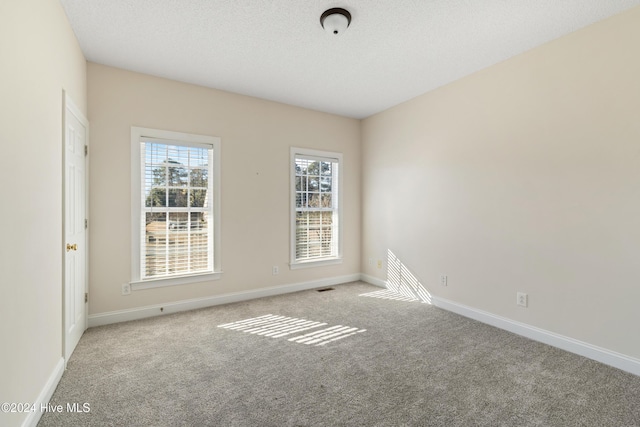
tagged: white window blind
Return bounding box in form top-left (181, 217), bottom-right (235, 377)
top-left (140, 139), bottom-right (214, 279)
top-left (291, 148), bottom-right (342, 266)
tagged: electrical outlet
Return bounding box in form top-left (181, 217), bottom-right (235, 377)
top-left (377, 260), bottom-right (382, 269)
top-left (122, 283), bottom-right (131, 295)
top-left (272, 266), bottom-right (279, 275)
top-left (517, 292), bottom-right (528, 307)
top-left (440, 274), bottom-right (448, 286)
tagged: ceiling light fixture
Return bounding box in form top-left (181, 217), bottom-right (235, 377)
top-left (320, 8), bottom-right (351, 35)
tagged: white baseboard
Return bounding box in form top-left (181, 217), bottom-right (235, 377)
top-left (21, 357), bottom-right (64, 427)
top-left (88, 273), bottom-right (640, 377)
top-left (432, 296), bottom-right (640, 377)
top-left (88, 274), bottom-right (361, 327)
top-left (359, 274), bottom-right (387, 288)
top-left (358, 277), bottom-right (640, 376)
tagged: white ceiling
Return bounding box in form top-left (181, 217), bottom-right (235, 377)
top-left (60, 0), bottom-right (640, 119)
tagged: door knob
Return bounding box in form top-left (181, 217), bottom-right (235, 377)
top-left (66, 243), bottom-right (78, 252)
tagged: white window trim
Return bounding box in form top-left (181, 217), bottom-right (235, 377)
top-left (130, 126), bottom-right (222, 290)
top-left (290, 147), bottom-right (343, 269)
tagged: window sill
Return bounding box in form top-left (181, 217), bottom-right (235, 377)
top-left (130, 271), bottom-right (222, 291)
top-left (289, 258), bottom-right (342, 270)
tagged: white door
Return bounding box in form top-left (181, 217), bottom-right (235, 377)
top-left (64, 94), bottom-right (88, 362)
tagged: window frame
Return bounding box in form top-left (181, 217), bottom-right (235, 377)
top-left (130, 127), bottom-right (221, 290)
top-left (290, 147), bottom-right (343, 269)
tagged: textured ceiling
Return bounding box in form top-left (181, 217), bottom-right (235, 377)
top-left (60, 0), bottom-right (640, 119)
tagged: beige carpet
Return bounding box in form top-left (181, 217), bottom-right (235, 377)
top-left (39, 282), bottom-right (640, 426)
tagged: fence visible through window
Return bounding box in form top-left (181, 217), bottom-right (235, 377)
top-left (141, 141), bottom-right (213, 279)
top-left (293, 154), bottom-right (339, 263)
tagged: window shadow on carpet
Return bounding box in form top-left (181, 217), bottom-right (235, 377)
top-left (360, 249), bottom-right (432, 304)
top-left (218, 314), bottom-right (365, 346)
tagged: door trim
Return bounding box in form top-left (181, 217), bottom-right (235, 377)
top-left (62, 91), bottom-right (89, 365)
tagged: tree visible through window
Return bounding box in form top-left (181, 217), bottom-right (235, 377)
top-left (131, 127), bottom-right (220, 288)
top-left (291, 148), bottom-right (342, 266)
top-left (141, 140), bottom-right (213, 279)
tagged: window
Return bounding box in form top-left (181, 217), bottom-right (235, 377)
top-left (290, 147), bottom-right (342, 268)
top-left (131, 127), bottom-right (221, 289)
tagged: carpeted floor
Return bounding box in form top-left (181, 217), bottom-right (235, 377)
top-left (39, 282), bottom-right (640, 426)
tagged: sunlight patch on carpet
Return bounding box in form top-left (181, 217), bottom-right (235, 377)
top-left (359, 289), bottom-right (419, 302)
top-left (218, 314), bottom-right (326, 338)
top-left (288, 325), bottom-right (366, 346)
top-left (218, 315), bottom-right (365, 346)
top-left (360, 250), bottom-right (433, 304)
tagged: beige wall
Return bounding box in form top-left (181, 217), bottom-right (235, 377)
top-left (0, 0), bottom-right (87, 425)
top-left (87, 63), bottom-right (361, 314)
top-left (362, 6), bottom-right (640, 359)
